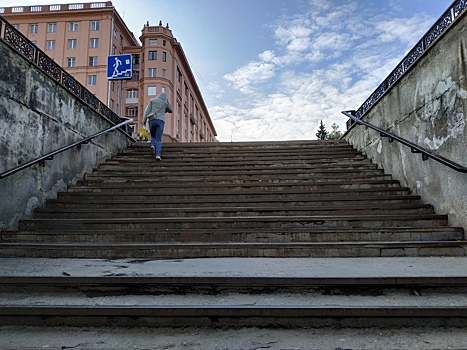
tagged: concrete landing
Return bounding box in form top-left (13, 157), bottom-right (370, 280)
top-left (1, 257), bottom-right (466, 278)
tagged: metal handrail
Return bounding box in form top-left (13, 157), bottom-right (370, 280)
top-left (342, 110), bottom-right (467, 173)
top-left (0, 117), bottom-right (135, 179)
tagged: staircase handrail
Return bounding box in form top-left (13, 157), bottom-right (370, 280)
top-left (342, 110), bottom-right (467, 173)
top-left (0, 117), bottom-right (134, 180)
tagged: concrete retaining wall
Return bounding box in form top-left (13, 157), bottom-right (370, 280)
top-left (0, 40), bottom-right (131, 231)
top-left (344, 12), bottom-right (467, 230)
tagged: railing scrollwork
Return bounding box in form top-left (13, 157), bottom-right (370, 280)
top-left (0, 14), bottom-right (131, 137)
top-left (348, 0), bottom-right (467, 128)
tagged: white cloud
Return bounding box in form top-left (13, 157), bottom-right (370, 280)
top-left (211, 1), bottom-right (443, 141)
top-left (376, 16), bottom-right (434, 46)
top-left (223, 61), bottom-right (276, 95)
top-left (258, 50), bottom-right (275, 62)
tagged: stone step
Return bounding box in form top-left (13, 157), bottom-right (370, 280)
top-left (17, 214), bottom-right (450, 231)
top-left (66, 179), bottom-right (402, 193)
top-left (0, 240), bottom-right (466, 258)
top-left (97, 160), bottom-right (376, 171)
top-left (0, 256), bottom-right (466, 328)
top-left (129, 140), bottom-right (351, 152)
top-left (110, 145), bottom-right (363, 154)
top-left (87, 166), bottom-right (387, 177)
top-left (0, 293), bottom-right (466, 328)
top-left (82, 173), bottom-right (393, 184)
top-left (43, 194), bottom-right (424, 209)
top-left (32, 203), bottom-right (435, 219)
top-left (3, 227), bottom-right (463, 244)
top-left (111, 153), bottom-right (368, 163)
top-left (55, 187), bottom-right (412, 201)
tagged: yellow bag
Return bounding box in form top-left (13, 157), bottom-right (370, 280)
top-left (138, 128), bottom-right (149, 141)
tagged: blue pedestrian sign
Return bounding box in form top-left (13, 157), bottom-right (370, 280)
top-left (107, 54), bottom-right (132, 79)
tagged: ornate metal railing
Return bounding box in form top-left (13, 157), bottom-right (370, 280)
top-left (0, 14), bottom-right (131, 136)
top-left (0, 117), bottom-right (133, 179)
top-left (348, 0), bottom-right (467, 129)
top-left (342, 110), bottom-right (467, 173)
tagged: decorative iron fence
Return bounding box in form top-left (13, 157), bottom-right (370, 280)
top-left (348, 0), bottom-right (467, 129)
top-left (0, 14), bottom-right (130, 135)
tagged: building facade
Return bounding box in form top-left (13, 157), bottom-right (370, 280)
top-left (1, 1), bottom-right (217, 142)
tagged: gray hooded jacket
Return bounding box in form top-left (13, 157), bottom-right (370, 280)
top-left (142, 92), bottom-right (173, 123)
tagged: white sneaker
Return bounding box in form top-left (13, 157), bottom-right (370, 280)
top-left (150, 146), bottom-right (155, 154)
top-left (155, 155), bottom-right (162, 161)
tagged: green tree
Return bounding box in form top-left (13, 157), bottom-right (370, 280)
top-left (328, 123), bottom-right (342, 140)
top-left (316, 120), bottom-right (328, 140)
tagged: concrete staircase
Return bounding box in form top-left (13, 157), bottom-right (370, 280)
top-left (0, 140), bottom-right (466, 332)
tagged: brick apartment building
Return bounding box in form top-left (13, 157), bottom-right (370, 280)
top-left (1, 1), bottom-right (217, 142)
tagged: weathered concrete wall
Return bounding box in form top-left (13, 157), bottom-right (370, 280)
top-left (0, 40), bottom-right (131, 231)
top-left (345, 12), bottom-right (467, 230)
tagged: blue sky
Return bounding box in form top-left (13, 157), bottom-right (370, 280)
top-left (2, 0), bottom-right (455, 141)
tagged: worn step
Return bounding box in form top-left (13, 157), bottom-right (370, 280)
top-left (110, 154), bottom-right (368, 164)
top-left (85, 167), bottom-right (388, 179)
top-left (1, 256), bottom-right (466, 328)
top-left (17, 214), bottom-right (450, 231)
top-left (96, 161), bottom-right (378, 172)
top-left (55, 187), bottom-right (412, 202)
top-left (0, 240), bottom-right (466, 258)
top-left (128, 140), bottom-right (351, 152)
top-left (32, 203), bottom-right (434, 219)
top-left (0, 298), bottom-right (466, 328)
top-left (81, 173), bottom-right (393, 185)
top-left (43, 194), bottom-right (424, 209)
top-left (66, 179), bottom-right (402, 194)
top-left (3, 227), bottom-right (463, 244)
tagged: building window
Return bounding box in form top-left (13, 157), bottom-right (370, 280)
top-left (67, 57), bottom-right (76, 67)
top-left (112, 45), bottom-right (116, 55)
top-left (162, 69), bottom-right (166, 78)
top-left (69, 22), bottom-right (78, 31)
top-left (47, 23), bottom-right (56, 33)
top-left (87, 75), bottom-right (97, 86)
top-left (149, 39), bottom-right (158, 45)
top-left (148, 51), bottom-right (157, 60)
top-left (30, 24), bottom-right (38, 34)
top-left (110, 99), bottom-right (114, 110)
top-left (162, 87), bottom-right (166, 93)
top-left (148, 68), bottom-right (156, 77)
top-left (126, 106), bottom-right (138, 116)
top-left (13, 24), bottom-right (20, 31)
top-left (68, 39), bottom-right (77, 49)
top-left (90, 21), bottom-right (100, 31)
top-left (46, 40), bottom-right (55, 50)
top-left (177, 67), bottom-right (182, 84)
top-left (162, 52), bottom-right (167, 62)
top-left (88, 56), bottom-right (98, 66)
top-left (148, 86), bottom-right (156, 95)
top-left (126, 89), bottom-right (138, 99)
top-left (131, 71), bottom-right (140, 81)
top-left (132, 55), bottom-right (140, 66)
top-left (113, 28), bottom-right (117, 38)
top-left (163, 40), bottom-right (167, 46)
top-left (90, 38), bottom-right (99, 48)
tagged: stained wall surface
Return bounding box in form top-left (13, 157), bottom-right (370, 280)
top-left (0, 40), bottom-right (131, 231)
top-left (344, 12), bottom-right (467, 230)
